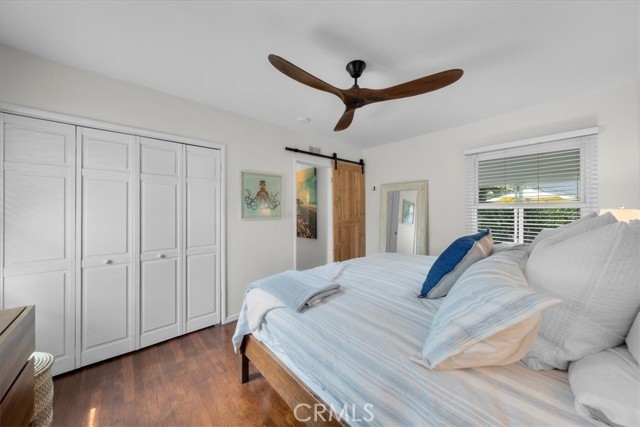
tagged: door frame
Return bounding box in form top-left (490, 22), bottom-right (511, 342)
top-left (292, 156), bottom-right (333, 270)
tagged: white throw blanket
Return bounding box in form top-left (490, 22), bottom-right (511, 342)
top-left (232, 262), bottom-right (345, 351)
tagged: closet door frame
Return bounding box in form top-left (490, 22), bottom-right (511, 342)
top-left (1, 103), bottom-right (227, 369)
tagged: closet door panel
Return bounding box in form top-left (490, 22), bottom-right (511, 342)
top-left (78, 128), bottom-right (134, 367)
top-left (139, 138), bottom-right (182, 347)
top-left (186, 183), bottom-right (216, 249)
top-left (82, 138), bottom-right (130, 172)
top-left (186, 253), bottom-right (217, 320)
top-left (141, 144), bottom-right (179, 176)
top-left (81, 264), bottom-right (132, 364)
top-left (4, 172), bottom-right (67, 266)
top-left (186, 150), bottom-right (217, 180)
top-left (82, 177), bottom-right (130, 259)
top-left (4, 271), bottom-right (70, 361)
top-left (141, 180), bottom-right (178, 255)
top-left (4, 118), bottom-right (71, 166)
top-left (140, 258), bottom-right (179, 343)
top-left (1, 114), bottom-right (76, 375)
top-left (185, 146), bottom-right (220, 331)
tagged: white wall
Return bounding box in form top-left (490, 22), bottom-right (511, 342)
top-left (364, 82), bottom-right (640, 256)
top-left (0, 45), bottom-right (363, 318)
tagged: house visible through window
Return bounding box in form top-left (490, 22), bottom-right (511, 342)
top-left (465, 129), bottom-right (598, 243)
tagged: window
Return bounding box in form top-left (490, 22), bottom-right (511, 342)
top-left (465, 129), bottom-right (598, 243)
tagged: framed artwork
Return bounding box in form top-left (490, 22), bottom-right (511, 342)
top-left (402, 199), bottom-right (415, 224)
top-left (241, 171), bottom-right (283, 219)
top-left (296, 167), bottom-right (317, 239)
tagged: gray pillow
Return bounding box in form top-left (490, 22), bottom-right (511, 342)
top-left (523, 221), bottom-right (640, 370)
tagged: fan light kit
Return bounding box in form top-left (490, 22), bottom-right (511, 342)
top-left (269, 54), bottom-right (463, 131)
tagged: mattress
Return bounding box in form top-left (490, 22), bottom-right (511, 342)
top-left (245, 253), bottom-right (588, 426)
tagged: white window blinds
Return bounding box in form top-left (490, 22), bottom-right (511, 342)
top-left (465, 130), bottom-right (598, 243)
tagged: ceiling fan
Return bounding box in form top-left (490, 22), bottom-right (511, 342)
top-left (268, 54), bottom-right (463, 132)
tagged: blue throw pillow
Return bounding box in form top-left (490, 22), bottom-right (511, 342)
top-left (418, 229), bottom-right (492, 298)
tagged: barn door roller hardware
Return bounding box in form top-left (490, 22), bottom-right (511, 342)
top-left (285, 147), bottom-right (364, 173)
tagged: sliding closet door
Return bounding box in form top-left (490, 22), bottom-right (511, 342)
top-left (185, 146), bottom-right (220, 332)
top-left (78, 128), bottom-right (135, 366)
top-left (333, 161), bottom-right (365, 261)
top-left (1, 114), bottom-right (76, 375)
top-left (139, 138), bottom-right (183, 347)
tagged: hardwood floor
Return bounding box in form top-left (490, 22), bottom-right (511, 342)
top-left (52, 323), bottom-right (303, 426)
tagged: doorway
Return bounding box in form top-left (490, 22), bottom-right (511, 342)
top-left (294, 158), bottom-right (333, 270)
top-left (386, 190), bottom-right (417, 254)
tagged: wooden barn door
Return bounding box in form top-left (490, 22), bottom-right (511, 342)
top-left (332, 162), bottom-right (365, 261)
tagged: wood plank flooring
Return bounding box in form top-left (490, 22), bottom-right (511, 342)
top-left (52, 323), bottom-right (303, 426)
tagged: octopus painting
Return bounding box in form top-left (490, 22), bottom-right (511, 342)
top-left (244, 180), bottom-right (280, 211)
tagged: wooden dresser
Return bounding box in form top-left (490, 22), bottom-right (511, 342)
top-left (0, 306), bottom-right (35, 427)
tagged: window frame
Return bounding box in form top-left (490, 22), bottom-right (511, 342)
top-left (465, 128), bottom-right (599, 243)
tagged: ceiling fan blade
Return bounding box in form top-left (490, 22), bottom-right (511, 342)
top-left (268, 54), bottom-right (345, 102)
top-left (334, 107), bottom-right (356, 132)
top-left (360, 69), bottom-right (463, 103)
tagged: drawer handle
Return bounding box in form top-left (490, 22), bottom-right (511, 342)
top-left (103, 259), bottom-right (113, 265)
top-left (157, 254), bottom-right (166, 259)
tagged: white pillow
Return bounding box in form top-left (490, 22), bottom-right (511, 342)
top-left (529, 212), bottom-right (615, 254)
top-left (569, 346), bottom-right (640, 427)
top-left (523, 221), bottom-right (640, 370)
top-left (626, 311), bottom-right (640, 365)
top-left (626, 221), bottom-right (640, 365)
top-left (412, 250), bottom-right (560, 370)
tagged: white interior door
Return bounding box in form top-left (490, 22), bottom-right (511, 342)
top-left (185, 145), bottom-right (220, 332)
top-left (386, 192), bottom-right (400, 252)
top-left (139, 137), bottom-right (183, 347)
top-left (78, 127), bottom-right (135, 366)
top-left (1, 114), bottom-right (76, 375)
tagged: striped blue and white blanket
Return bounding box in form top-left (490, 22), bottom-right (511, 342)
top-left (235, 253), bottom-right (589, 426)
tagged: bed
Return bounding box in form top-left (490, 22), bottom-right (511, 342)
top-left (234, 214), bottom-right (640, 427)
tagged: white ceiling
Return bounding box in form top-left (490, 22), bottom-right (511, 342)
top-left (0, 1), bottom-right (638, 149)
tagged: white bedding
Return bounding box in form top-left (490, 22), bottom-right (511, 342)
top-left (237, 253), bottom-right (589, 426)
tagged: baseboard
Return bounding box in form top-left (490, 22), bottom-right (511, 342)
top-left (225, 313), bottom-right (239, 324)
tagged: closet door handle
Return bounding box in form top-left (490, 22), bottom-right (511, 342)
top-left (103, 259), bottom-right (113, 265)
top-left (157, 254), bottom-right (166, 259)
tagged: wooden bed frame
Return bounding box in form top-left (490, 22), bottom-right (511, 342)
top-left (240, 335), bottom-right (346, 426)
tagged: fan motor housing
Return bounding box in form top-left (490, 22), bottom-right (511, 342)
top-left (346, 60), bottom-right (366, 79)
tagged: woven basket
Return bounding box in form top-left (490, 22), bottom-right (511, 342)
top-left (31, 352), bottom-right (54, 427)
